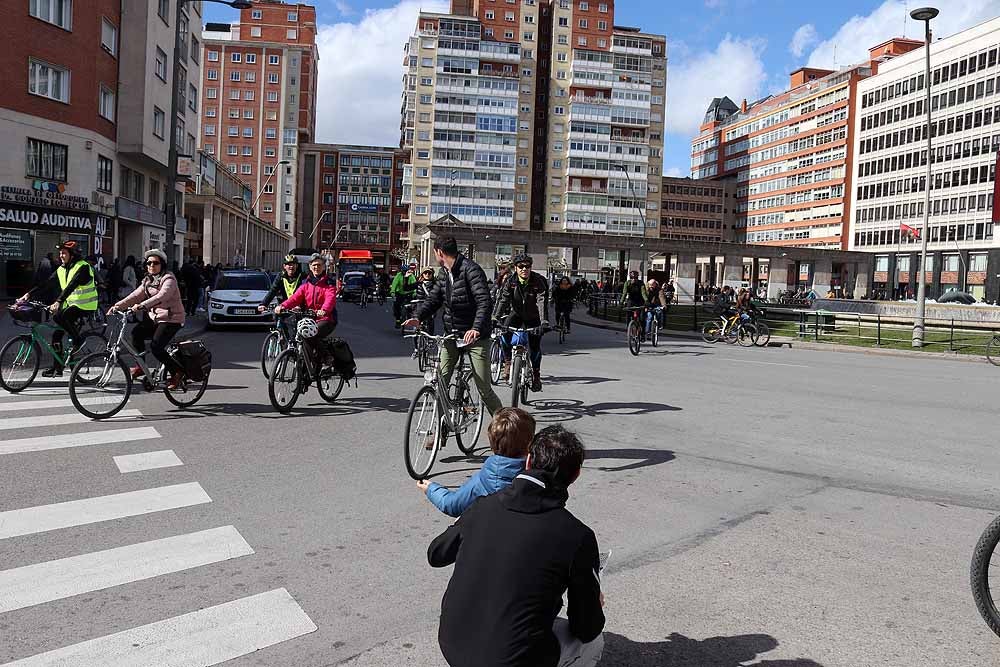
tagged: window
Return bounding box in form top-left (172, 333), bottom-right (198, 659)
top-left (246, 71), bottom-right (256, 82)
top-left (243, 127), bottom-right (253, 137)
top-left (269, 55), bottom-right (280, 65)
top-left (230, 71), bottom-right (241, 81)
top-left (287, 29), bottom-right (297, 40)
top-left (156, 48), bottom-right (168, 81)
top-left (188, 84), bottom-right (197, 112)
top-left (97, 155), bottom-right (113, 193)
top-left (267, 91), bottom-right (278, 102)
top-left (101, 18), bottom-right (117, 55)
top-left (190, 36), bottom-right (199, 64)
top-left (243, 109), bottom-right (253, 119)
top-left (228, 126), bottom-right (238, 137)
top-left (226, 145), bottom-right (238, 155)
top-left (229, 108), bottom-right (240, 119)
top-left (246, 54), bottom-right (256, 64)
top-left (28, 60), bottom-right (69, 103)
top-left (158, 0), bottom-right (168, 21)
top-left (265, 128), bottom-right (277, 139)
top-left (241, 164), bottom-right (252, 174)
top-left (208, 50), bottom-right (219, 62)
top-left (206, 107), bottom-right (216, 117)
top-left (244, 90), bottom-right (254, 101)
top-left (204, 125), bottom-right (215, 135)
top-left (250, 26), bottom-right (261, 37)
top-left (579, 18), bottom-right (588, 28)
top-left (287, 11), bottom-right (298, 21)
top-left (268, 73), bottom-right (279, 84)
top-left (232, 52), bottom-right (242, 63)
top-left (485, 10), bottom-right (494, 18)
top-left (266, 110), bottom-right (277, 120)
top-left (206, 68), bottom-right (218, 80)
top-left (252, 9), bottom-right (262, 19)
top-left (99, 85), bottom-right (115, 121)
top-left (25, 138), bottom-right (68, 182)
top-left (597, 20), bottom-right (607, 30)
top-left (153, 107), bottom-right (165, 138)
top-left (30, 0), bottom-right (72, 30)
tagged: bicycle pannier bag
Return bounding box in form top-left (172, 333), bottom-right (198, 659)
top-left (174, 340), bottom-right (212, 381)
top-left (330, 338), bottom-right (356, 380)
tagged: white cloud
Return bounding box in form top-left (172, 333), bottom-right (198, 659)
top-left (704, 0), bottom-right (723, 8)
top-left (313, 0), bottom-right (448, 146)
top-left (664, 166), bottom-right (684, 178)
top-left (789, 23), bottom-right (818, 58)
top-left (666, 35), bottom-right (768, 138)
top-left (334, 1), bottom-right (354, 16)
top-left (806, 0), bottom-right (1000, 69)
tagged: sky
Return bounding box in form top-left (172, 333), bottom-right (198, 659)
top-left (203, 0), bottom-right (1000, 177)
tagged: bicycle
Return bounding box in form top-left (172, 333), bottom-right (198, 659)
top-left (972, 514), bottom-right (1000, 638)
top-left (268, 310), bottom-right (352, 414)
top-left (987, 334), bottom-right (1000, 366)
top-left (68, 309), bottom-right (210, 419)
top-left (555, 308), bottom-right (571, 344)
top-left (497, 325), bottom-right (550, 408)
top-left (260, 310), bottom-right (295, 379)
top-left (489, 329), bottom-right (504, 385)
top-left (407, 321), bottom-right (438, 373)
top-left (645, 306), bottom-right (663, 349)
top-left (403, 331), bottom-right (486, 480)
top-left (701, 313), bottom-right (757, 346)
top-left (624, 306), bottom-right (652, 356)
top-left (374, 285), bottom-right (386, 306)
top-left (746, 310), bottom-right (771, 347)
top-left (1, 301), bottom-right (106, 393)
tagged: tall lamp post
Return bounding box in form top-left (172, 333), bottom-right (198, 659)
top-left (232, 158), bottom-right (288, 267)
top-left (616, 164), bottom-right (648, 276)
top-left (911, 6), bottom-right (939, 348)
top-left (165, 0), bottom-right (253, 265)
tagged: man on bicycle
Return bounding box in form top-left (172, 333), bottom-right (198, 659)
top-left (274, 254), bottom-right (337, 364)
top-left (644, 278), bottom-right (668, 337)
top-left (18, 240), bottom-right (98, 376)
top-left (258, 255), bottom-right (303, 313)
top-left (552, 276), bottom-right (575, 334)
top-left (494, 254), bottom-right (550, 393)
top-left (391, 264), bottom-right (418, 328)
top-left (403, 236), bottom-right (502, 417)
top-left (619, 270), bottom-right (647, 311)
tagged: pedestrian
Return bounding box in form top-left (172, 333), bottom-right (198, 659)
top-left (120, 255), bottom-right (138, 299)
top-left (428, 424), bottom-right (605, 667)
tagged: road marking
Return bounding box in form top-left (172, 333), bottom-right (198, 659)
top-left (0, 388), bottom-right (69, 398)
top-left (0, 526), bottom-right (253, 613)
top-left (0, 410), bottom-right (142, 432)
top-left (0, 427), bottom-right (160, 456)
top-left (0, 483), bottom-right (210, 540)
top-left (114, 450), bottom-right (183, 473)
top-left (2, 588), bottom-right (317, 667)
top-left (728, 359), bottom-right (811, 369)
top-left (0, 397), bottom-right (117, 413)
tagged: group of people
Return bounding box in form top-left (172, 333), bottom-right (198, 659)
top-left (619, 270), bottom-right (674, 337)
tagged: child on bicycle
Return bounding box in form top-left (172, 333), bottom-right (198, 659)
top-left (417, 407), bottom-right (535, 517)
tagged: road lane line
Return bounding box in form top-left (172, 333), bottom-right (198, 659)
top-left (2, 588), bottom-right (317, 666)
top-left (0, 388), bottom-right (69, 398)
top-left (0, 483), bottom-right (210, 540)
top-left (0, 410), bottom-right (142, 432)
top-left (0, 526), bottom-right (253, 613)
top-left (728, 359), bottom-right (811, 368)
top-left (0, 398), bottom-right (117, 413)
top-left (0, 427), bottom-right (160, 456)
top-left (113, 450), bottom-right (183, 473)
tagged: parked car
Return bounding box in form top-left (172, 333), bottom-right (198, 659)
top-left (338, 271), bottom-right (368, 303)
top-left (207, 269), bottom-right (274, 328)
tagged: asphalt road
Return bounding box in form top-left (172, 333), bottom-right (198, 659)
top-left (0, 300), bottom-right (998, 666)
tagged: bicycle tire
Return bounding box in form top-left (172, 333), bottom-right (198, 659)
top-left (260, 331), bottom-right (284, 379)
top-left (68, 332), bottom-right (108, 384)
top-left (490, 338), bottom-right (504, 385)
top-left (317, 369), bottom-right (346, 403)
top-left (988, 336), bottom-right (1000, 366)
top-left (651, 322), bottom-right (659, 348)
top-left (0, 335), bottom-right (40, 393)
top-left (165, 373), bottom-right (209, 408)
top-left (511, 353), bottom-right (525, 408)
top-left (268, 348), bottom-right (302, 414)
top-left (737, 323), bottom-right (757, 347)
top-left (454, 371), bottom-right (485, 454)
top-left (753, 321), bottom-right (771, 347)
top-left (627, 321), bottom-right (641, 356)
top-left (700, 321), bottom-right (721, 344)
top-left (69, 352), bottom-right (132, 420)
top-left (972, 514), bottom-right (1000, 638)
top-left (559, 327), bottom-right (566, 344)
top-left (404, 385), bottom-right (441, 479)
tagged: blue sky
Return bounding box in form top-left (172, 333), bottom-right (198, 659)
top-left (203, 0), bottom-right (1000, 175)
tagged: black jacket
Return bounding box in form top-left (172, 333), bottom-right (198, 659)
top-left (428, 471), bottom-right (605, 667)
top-left (415, 255), bottom-right (493, 336)
top-left (494, 271), bottom-right (550, 327)
top-left (552, 284), bottom-right (576, 308)
top-left (259, 271), bottom-right (303, 307)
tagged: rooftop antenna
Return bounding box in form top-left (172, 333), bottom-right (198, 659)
top-left (903, 0), bottom-right (908, 38)
top-left (833, 43), bottom-right (838, 69)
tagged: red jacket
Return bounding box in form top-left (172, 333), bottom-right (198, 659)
top-left (281, 274), bottom-right (337, 323)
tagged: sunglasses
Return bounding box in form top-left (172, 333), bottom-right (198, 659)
top-left (145, 260), bottom-right (161, 266)
top-left (515, 263), bottom-right (531, 270)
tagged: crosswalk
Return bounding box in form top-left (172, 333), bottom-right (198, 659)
top-left (0, 378), bottom-right (317, 665)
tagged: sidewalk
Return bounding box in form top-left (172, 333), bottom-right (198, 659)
top-left (570, 309), bottom-right (990, 364)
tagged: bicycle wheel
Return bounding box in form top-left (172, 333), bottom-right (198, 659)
top-left (700, 321), bottom-right (721, 344)
top-left (490, 337), bottom-right (504, 385)
top-left (67, 332), bottom-right (108, 385)
top-left (164, 371), bottom-right (209, 408)
top-left (627, 320), bottom-right (641, 356)
top-left (737, 323), bottom-right (757, 347)
top-left (987, 335), bottom-right (1000, 366)
top-left (972, 514), bottom-right (1000, 638)
top-left (0, 335), bottom-right (40, 393)
top-left (268, 348), bottom-right (302, 414)
top-left (404, 385), bottom-right (441, 479)
top-left (454, 372), bottom-right (485, 454)
top-left (69, 352), bottom-right (132, 420)
top-left (510, 353), bottom-right (526, 408)
top-left (260, 331), bottom-right (283, 379)
top-left (753, 321), bottom-right (771, 347)
top-left (317, 367), bottom-right (346, 403)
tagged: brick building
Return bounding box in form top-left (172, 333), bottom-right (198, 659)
top-left (660, 177), bottom-right (736, 242)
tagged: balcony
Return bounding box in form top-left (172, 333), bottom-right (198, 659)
top-left (610, 134), bottom-right (647, 144)
top-left (570, 94), bottom-right (611, 106)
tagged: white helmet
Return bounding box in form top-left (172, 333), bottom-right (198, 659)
top-left (144, 248), bottom-right (168, 264)
top-left (296, 317), bottom-right (319, 339)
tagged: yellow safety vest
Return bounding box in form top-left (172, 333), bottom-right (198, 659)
top-left (56, 261), bottom-right (99, 311)
top-left (282, 275), bottom-right (301, 299)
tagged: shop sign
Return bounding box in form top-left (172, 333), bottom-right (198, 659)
top-left (0, 201), bottom-right (93, 232)
top-left (1, 185), bottom-right (90, 212)
top-left (94, 215), bottom-right (113, 255)
top-left (350, 203), bottom-right (379, 213)
top-left (0, 229), bottom-right (32, 261)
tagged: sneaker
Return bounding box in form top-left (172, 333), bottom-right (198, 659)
top-left (166, 372), bottom-right (184, 391)
top-left (41, 367), bottom-right (63, 378)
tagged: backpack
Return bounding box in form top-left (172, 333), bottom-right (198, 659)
top-left (329, 337), bottom-right (356, 381)
top-left (174, 340), bottom-right (212, 381)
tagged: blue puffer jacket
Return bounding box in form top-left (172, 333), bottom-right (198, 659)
top-left (425, 454), bottom-right (525, 517)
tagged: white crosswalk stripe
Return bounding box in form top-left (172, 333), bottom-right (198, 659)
top-left (113, 450), bottom-right (183, 473)
top-left (0, 483), bottom-right (210, 540)
top-left (0, 397), bottom-right (117, 413)
top-left (1, 588), bottom-right (317, 667)
top-left (0, 388), bottom-right (70, 398)
top-left (0, 526), bottom-right (254, 614)
top-left (0, 426), bottom-right (160, 456)
top-left (0, 410), bottom-right (142, 431)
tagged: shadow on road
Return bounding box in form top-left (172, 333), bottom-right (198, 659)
top-left (585, 448), bottom-right (675, 472)
top-left (601, 632), bottom-right (824, 667)
top-left (179, 395), bottom-right (411, 418)
top-left (527, 398), bottom-right (682, 423)
top-left (546, 375), bottom-right (621, 386)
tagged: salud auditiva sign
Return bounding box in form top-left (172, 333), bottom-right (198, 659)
top-left (0, 203), bottom-right (94, 232)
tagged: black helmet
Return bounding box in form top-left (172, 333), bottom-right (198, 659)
top-left (512, 253), bottom-right (532, 267)
top-left (283, 254), bottom-right (298, 267)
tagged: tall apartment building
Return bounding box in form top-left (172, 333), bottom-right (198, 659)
top-left (200, 0), bottom-right (318, 241)
top-left (399, 1), bottom-right (666, 252)
top-left (297, 144), bottom-right (409, 269)
top-left (691, 59), bottom-right (882, 249)
top-left (0, 0), bottom-right (120, 297)
top-left (849, 18), bottom-right (1000, 301)
top-left (660, 177), bottom-right (736, 242)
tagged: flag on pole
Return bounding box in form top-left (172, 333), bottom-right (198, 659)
top-left (900, 223), bottom-right (920, 239)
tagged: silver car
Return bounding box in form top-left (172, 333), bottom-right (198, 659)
top-left (207, 269), bottom-right (274, 328)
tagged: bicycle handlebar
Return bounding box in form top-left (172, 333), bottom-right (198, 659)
top-left (405, 330), bottom-right (460, 343)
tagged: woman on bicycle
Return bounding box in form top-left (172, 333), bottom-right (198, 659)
top-left (644, 278), bottom-right (668, 336)
top-left (18, 240), bottom-right (99, 377)
top-left (274, 254), bottom-right (337, 359)
top-left (113, 249), bottom-right (187, 390)
top-left (552, 276), bottom-right (575, 334)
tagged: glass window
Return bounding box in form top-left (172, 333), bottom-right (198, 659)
top-left (30, 0), bottom-right (72, 30)
top-left (155, 48), bottom-right (168, 81)
top-left (25, 138), bottom-right (68, 181)
top-left (99, 85), bottom-right (115, 121)
top-left (28, 59), bottom-right (70, 103)
top-left (101, 18), bottom-right (117, 55)
top-left (97, 155), bottom-right (113, 193)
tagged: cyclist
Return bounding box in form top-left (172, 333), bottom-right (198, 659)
top-left (18, 240), bottom-right (99, 377)
top-left (714, 286), bottom-right (739, 332)
top-left (112, 249), bottom-right (187, 389)
top-left (258, 255), bottom-right (303, 314)
top-left (491, 261), bottom-right (511, 302)
top-left (494, 253), bottom-right (550, 393)
top-left (644, 278), bottom-right (668, 337)
top-left (414, 268), bottom-right (437, 334)
top-left (403, 236), bottom-right (502, 417)
top-left (619, 270), bottom-right (647, 311)
top-left (391, 264), bottom-right (418, 328)
top-left (552, 276), bottom-right (576, 334)
top-left (274, 254), bottom-right (338, 363)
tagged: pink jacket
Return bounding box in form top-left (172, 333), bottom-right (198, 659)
top-left (116, 273), bottom-right (186, 325)
top-left (281, 274), bottom-right (337, 323)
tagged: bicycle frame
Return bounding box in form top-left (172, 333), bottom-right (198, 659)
top-left (11, 302), bottom-right (100, 366)
top-left (416, 333), bottom-right (473, 433)
top-left (98, 312), bottom-right (163, 385)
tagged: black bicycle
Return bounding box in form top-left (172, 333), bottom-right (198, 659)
top-left (268, 310), bottom-right (352, 413)
top-left (260, 310), bottom-right (295, 379)
top-left (555, 308), bottom-right (571, 344)
top-left (972, 515), bottom-right (1000, 638)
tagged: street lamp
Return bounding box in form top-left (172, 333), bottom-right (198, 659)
top-left (165, 0), bottom-right (253, 265)
top-left (232, 158), bottom-right (289, 267)
top-left (910, 6), bottom-right (938, 347)
top-left (616, 164), bottom-right (648, 275)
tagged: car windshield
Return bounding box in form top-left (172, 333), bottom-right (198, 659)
top-left (344, 275), bottom-right (365, 287)
top-left (215, 273), bottom-right (270, 291)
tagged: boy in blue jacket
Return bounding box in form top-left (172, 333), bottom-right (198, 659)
top-left (417, 407), bottom-right (535, 517)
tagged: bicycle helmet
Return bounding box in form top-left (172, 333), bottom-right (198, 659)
top-left (297, 318), bottom-right (320, 339)
top-left (512, 253), bottom-right (532, 267)
top-left (283, 254), bottom-right (298, 267)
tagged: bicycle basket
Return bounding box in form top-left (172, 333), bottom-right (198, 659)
top-left (511, 331), bottom-right (529, 346)
top-left (8, 303), bottom-right (44, 324)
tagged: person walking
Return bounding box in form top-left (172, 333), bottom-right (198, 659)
top-left (121, 256), bottom-right (138, 299)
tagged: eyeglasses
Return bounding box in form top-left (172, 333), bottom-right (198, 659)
top-left (145, 260), bottom-right (161, 266)
top-left (515, 263), bottom-right (531, 269)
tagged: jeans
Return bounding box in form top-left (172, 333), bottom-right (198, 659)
top-left (502, 331), bottom-right (542, 370)
top-left (131, 319), bottom-right (183, 375)
top-left (437, 337), bottom-right (503, 416)
top-left (645, 306), bottom-right (663, 334)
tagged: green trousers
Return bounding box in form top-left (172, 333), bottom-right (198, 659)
top-left (438, 337), bottom-right (503, 416)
